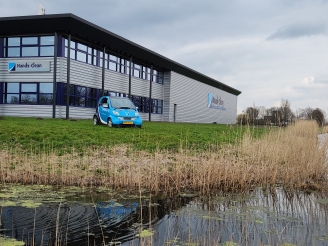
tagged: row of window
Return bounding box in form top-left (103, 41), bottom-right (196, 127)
top-left (1, 36), bottom-right (165, 84)
top-left (64, 39), bottom-right (164, 84)
top-left (3, 36), bottom-right (55, 57)
top-left (1, 82), bottom-right (163, 114)
top-left (2, 82), bottom-right (53, 104)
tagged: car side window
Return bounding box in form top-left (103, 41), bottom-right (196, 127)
top-left (100, 98), bottom-right (108, 106)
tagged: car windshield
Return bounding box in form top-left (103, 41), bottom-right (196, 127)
top-left (110, 97), bottom-right (136, 109)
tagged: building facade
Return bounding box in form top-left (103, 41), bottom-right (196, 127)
top-left (0, 14), bottom-right (241, 124)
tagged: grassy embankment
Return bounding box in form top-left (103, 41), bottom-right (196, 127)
top-left (0, 117), bottom-right (327, 193)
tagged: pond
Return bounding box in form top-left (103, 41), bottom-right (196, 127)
top-left (1, 184), bottom-right (328, 246)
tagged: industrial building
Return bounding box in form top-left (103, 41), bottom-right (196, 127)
top-left (0, 13), bottom-right (241, 123)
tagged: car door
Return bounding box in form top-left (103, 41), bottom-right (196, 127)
top-left (99, 97), bottom-right (109, 123)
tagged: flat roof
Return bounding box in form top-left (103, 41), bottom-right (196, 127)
top-left (0, 13), bottom-right (241, 96)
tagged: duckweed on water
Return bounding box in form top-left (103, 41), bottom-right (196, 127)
top-left (0, 237), bottom-right (25, 246)
top-left (136, 229), bottom-right (154, 238)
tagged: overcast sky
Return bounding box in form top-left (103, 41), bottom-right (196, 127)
top-left (1, 0), bottom-right (328, 114)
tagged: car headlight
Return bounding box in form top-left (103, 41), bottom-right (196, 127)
top-left (135, 112), bottom-right (140, 116)
top-left (118, 117), bottom-right (124, 120)
top-left (131, 117), bottom-right (136, 120)
top-left (113, 111), bottom-right (119, 115)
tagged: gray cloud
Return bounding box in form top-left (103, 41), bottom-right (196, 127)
top-left (267, 21), bottom-right (328, 40)
top-left (1, 0), bottom-right (328, 114)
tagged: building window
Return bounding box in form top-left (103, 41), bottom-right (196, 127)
top-left (65, 39), bottom-right (97, 65)
top-left (63, 84), bottom-right (97, 108)
top-left (2, 82), bottom-right (53, 104)
top-left (130, 96), bottom-right (162, 114)
top-left (3, 36), bottom-right (54, 57)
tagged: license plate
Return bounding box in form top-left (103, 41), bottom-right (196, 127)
top-left (123, 122), bottom-right (133, 124)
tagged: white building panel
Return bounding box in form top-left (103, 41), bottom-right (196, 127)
top-left (169, 71), bottom-right (237, 124)
top-left (0, 58), bottom-right (54, 82)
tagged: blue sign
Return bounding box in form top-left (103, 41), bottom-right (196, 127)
top-left (208, 93), bottom-right (226, 111)
top-left (8, 62), bottom-right (16, 72)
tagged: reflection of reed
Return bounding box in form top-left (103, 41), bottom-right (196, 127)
top-left (131, 189), bottom-right (328, 246)
top-left (0, 121), bottom-right (327, 194)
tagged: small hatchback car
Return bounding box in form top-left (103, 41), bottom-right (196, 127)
top-left (93, 96), bottom-right (142, 128)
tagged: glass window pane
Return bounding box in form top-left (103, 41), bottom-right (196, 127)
top-left (110, 55), bottom-right (117, 61)
top-left (8, 37), bottom-right (20, 46)
top-left (109, 61), bottom-right (117, 71)
top-left (87, 98), bottom-right (96, 107)
top-left (7, 83), bottom-right (19, 93)
top-left (63, 84), bottom-right (74, 95)
top-left (93, 56), bottom-right (97, 65)
top-left (5, 94), bottom-right (19, 104)
top-left (22, 37), bottom-right (38, 45)
top-left (40, 46), bottom-right (54, 56)
top-left (70, 49), bottom-right (75, 59)
top-left (8, 47), bottom-right (20, 57)
top-left (22, 47), bottom-right (38, 57)
top-left (39, 94), bottom-right (53, 104)
top-left (134, 64), bottom-right (140, 69)
top-left (4, 38), bottom-right (7, 46)
top-left (76, 97), bottom-right (85, 106)
top-left (87, 88), bottom-right (96, 97)
top-left (40, 83), bottom-right (53, 93)
top-left (134, 70), bottom-right (140, 77)
top-left (76, 86), bottom-right (86, 96)
top-left (76, 51), bottom-right (87, 62)
top-left (64, 95), bottom-right (75, 106)
top-left (40, 36), bottom-right (54, 45)
top-left (21, 94), bottom-right (37, 104)
top-left (77, 43), bottom-right (87, 51)
top-left (120, 65), bottom-right (125, 73)
top-left (87, 55), bottom-right (92, 64)
top-left (71, 41), bottom-right (76, 49)
top-left (21, 84), bottom-right (37, 92)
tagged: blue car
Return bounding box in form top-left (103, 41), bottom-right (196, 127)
top-left (93, 96), bottom-right (142, 128)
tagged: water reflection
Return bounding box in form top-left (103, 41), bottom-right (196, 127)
top-left (1, 186), bottom-right (328, 246)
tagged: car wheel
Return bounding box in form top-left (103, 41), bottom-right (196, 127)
top-left (93, 116), bottom-right (98, 125)
top-left (107, 118), bottom-right (113, 127)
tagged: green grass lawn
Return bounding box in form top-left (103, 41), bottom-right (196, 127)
top-left (0, 117), bottom-right (268, 153)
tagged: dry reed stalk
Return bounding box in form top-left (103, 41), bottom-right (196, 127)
top-left (0, 120), bottom-right (327, 193)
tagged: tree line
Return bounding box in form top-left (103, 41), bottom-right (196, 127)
top-left (237, 99), bottom-right (326, 126)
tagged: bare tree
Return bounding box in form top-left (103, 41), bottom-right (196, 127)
top-left (279, 99), bottom-right (295, 124)
top-left (245, 107), bottom-right (259, 124)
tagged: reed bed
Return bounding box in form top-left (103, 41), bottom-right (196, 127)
top-left (0, 120), bottom-right (327, 193)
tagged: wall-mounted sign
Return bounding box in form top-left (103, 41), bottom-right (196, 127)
top-left (8, 61), bottom-right (50, 72)
top-left (208, 93), bottom-right (226, 111)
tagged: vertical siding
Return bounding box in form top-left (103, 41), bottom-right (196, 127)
top-left (170, 72), bottom-right (237, 124)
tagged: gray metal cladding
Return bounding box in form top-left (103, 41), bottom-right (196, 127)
top-left (169, 72), bottom-right (237, 124)
top-left (162, 71), bottom-right (171, 122)
top-left (0, 58), bottom-right (54, 82)
top-left (56, 106), bottom-right (94, 119)
top-left (0, 105), bottom-right (53, 117)
top-left (0, 105), bottom-right (94, 119)
top-left (57, 58), bottom-right (162, 100)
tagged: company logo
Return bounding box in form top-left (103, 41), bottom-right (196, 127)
top-left (208, 93), bottom-right (226, 111)
top-left (7, 61), bottom-right (50, 72)
top-left (8, 62), bottom-right (16, 71)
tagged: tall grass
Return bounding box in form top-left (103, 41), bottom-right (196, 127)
top-left (0, 120), bottom-right (327, 193)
